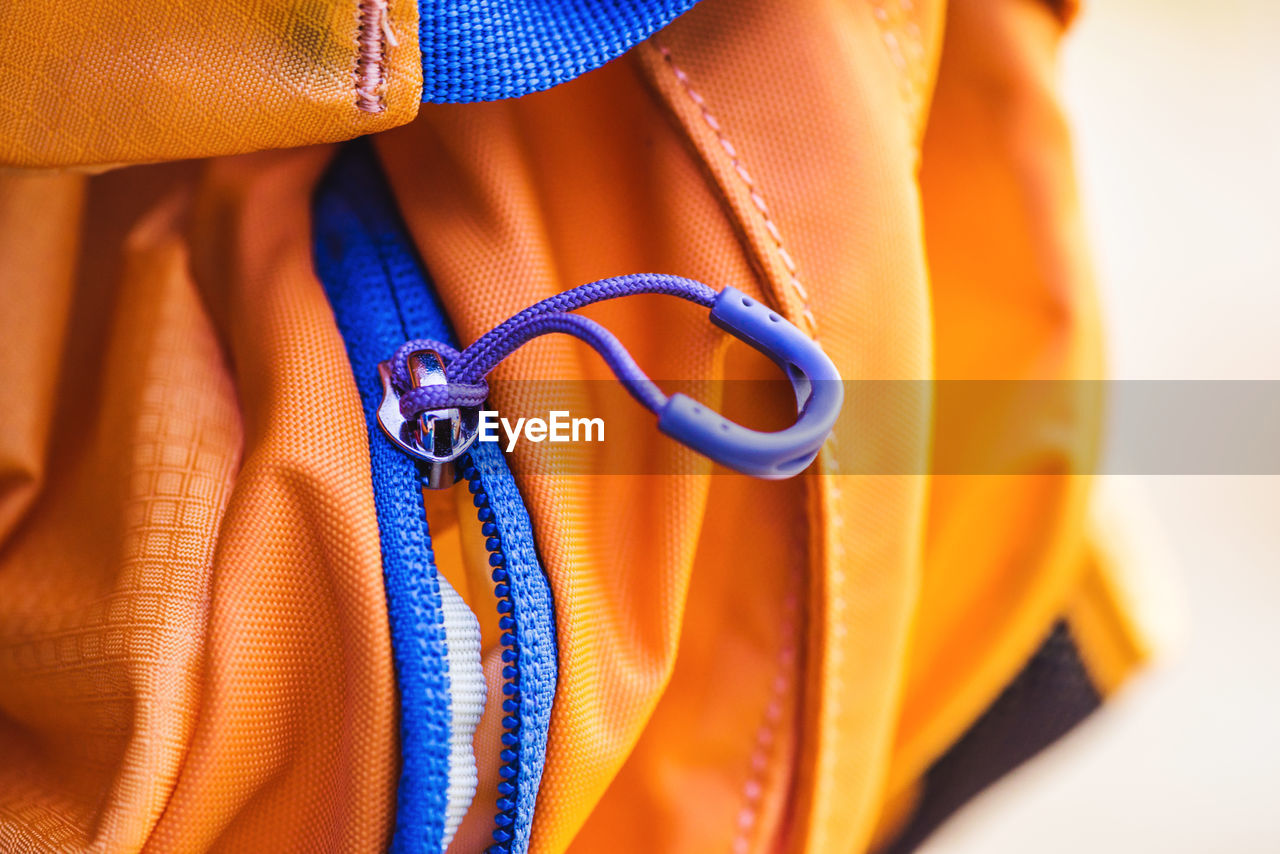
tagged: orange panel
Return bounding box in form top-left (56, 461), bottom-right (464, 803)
top-left (0, 1), bottom-right (421, 169)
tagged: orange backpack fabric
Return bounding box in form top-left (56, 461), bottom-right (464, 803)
top-left (0, 0), bottom-right (1155, 851)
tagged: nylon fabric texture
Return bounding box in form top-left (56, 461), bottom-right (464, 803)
top-left (0, 0), bottom-right (701, 169)
top-left (0, 0), bottom-right (1162, 851)
top-left (419, 0), bottom-right (701, 103)
top-left (0, 152), bottom-right (400, 849)
top-left (0, 0), bottom-right (422, 169)
top-left (376, 0), bottom-right (1152, 851)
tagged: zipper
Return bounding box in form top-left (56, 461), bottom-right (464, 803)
top-left (373, 336), bottom-right (532, 850)
top-left (313, 139), bottom-right (556, 854)
top-left (378, 344), bottom-right (532, 851)
top-left (317, 137), bottom-right (843, 852)
top-left (373, 268), bottom-right (843, 849)
top-left (456, 454), bottom-right (523, 850)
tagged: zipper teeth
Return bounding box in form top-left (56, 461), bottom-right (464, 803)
top-left (459, 454), bottom-right (522, 853)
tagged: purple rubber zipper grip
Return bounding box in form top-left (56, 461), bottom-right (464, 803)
top-left (384, 273), bottom-right (843, 479)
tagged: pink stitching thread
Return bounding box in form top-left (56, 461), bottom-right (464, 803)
top-left (356, 0), bottom-right (397, 113)
top-left (731, 590), bottom-right (799, 854)
top-left (656, 41), bottom-right (843, 455)
top-left (657, 41), bottom-right (848, 848)
top-left (655, 43), bottom-right (819, 338)
top-left (868, 0), bottom-right (926, 116)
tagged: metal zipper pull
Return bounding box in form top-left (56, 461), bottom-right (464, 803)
top-left (376, 348), bottom-right (479, 488)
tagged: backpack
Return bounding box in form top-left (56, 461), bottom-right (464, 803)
top-left (0, 0), bottom-right (1162, 851)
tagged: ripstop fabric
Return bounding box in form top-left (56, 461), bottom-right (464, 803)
top-left (0, 151), bottom-right (400, 850)
top-left (0, 1), bottom-right (422, 169)
top-left (0, 0), bottom-right (701, 169)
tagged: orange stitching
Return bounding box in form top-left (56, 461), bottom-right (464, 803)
top-left (655, 42), bottom-right (819, 338)
top-left (356, 0), bottom-right (398, 113)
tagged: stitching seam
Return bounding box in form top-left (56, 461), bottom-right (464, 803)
top-left (731, 589), bottom-right (799, 854)
top-left (356, 0), bottom-right (397, 113)
top-left (867, 0), bottom-right (926, 116)
top-left (655, 39), bottom-right (848, 851)
top-left (654, 41), bottom-right (841, 460)
top-left (655, 42), bottom-right (819, 338)
top-left (652, 45), bottom-right (848, 854)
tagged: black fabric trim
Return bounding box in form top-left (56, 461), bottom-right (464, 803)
top-left (882, 620), bottom-right (1101, 853)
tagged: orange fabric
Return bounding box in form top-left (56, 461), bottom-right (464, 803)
top-left (0, 0), bottom-right (1156, 852)
top-left (889, 0), bottom-right (1106, 802)
top-left (0, 1), bottom-right (421, 169)
top-left (0, 151), bottom-right (398, 849)
top-left (1065, 552), bottom-right (1148, 697)
top-left (379, 0), bottom-right (1131, 851)
top-left (377, 52), bottom-right (816, 852)
top-left (376, 0), bottom-right (939, 849)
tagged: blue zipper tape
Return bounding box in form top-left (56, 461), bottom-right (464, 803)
top-left (313, 140), bottom-right (557, 853)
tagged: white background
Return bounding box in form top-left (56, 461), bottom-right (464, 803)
top-left (920, 1), bottom-right (1280, 851)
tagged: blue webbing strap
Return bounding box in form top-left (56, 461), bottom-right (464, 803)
top-left (420, 0), bottom-right (701, 102)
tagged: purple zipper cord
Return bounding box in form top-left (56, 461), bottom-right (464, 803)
top-left (390, 273), bottom-right (718, 419)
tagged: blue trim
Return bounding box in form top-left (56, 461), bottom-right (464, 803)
top-left (313, 140), bottom-right (557, 853)
top-left (419, 0), bottom-right (701, 103)
top-left (314, 141), bottom-right (454, 853)
top-left (460, 448), bottom-right (555, 853)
